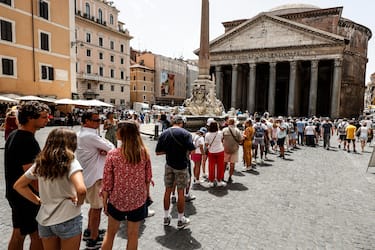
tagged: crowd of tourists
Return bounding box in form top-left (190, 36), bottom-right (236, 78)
top-left (155, 112), bottom-right (373, 236)
top-left (2, 100), bottom-right (373, 250)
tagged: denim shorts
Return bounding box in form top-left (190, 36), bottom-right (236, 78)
top-left (38, 214), bottom-right (82, 239)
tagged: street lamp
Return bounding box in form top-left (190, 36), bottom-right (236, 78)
top-left (70, 41), bottom-right (84, 48)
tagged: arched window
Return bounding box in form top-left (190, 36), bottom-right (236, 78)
top-left (110, 14), bottom-right (114, 25)
top-left (85, 3), bottom-right (90, 17)
top-left (98, 9), bottom-right (103, 23)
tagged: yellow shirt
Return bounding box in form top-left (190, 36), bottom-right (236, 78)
top-left (345, 125), bottom-right (356, 140)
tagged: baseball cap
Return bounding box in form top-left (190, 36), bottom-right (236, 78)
top-left (172, 115), bottom-right (185, 124)
top-left (198, 127), bottom-right (207, 134)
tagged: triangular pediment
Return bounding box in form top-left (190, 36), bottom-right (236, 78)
top-left (209, 14), bottom-right (345, 53)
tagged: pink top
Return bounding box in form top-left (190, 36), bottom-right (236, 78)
top-left (102, 148), bottom-right (152, 212)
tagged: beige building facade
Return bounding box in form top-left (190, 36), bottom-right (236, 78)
top-left (130, 63), bottom-right (154, 104)
top-left (0, 0), bottom-right (74, 98)
top-left (74, 0), bottom-right (132, 108)
top-left (136, 52), bottom-right (187, 106)
top-left (206, 5), bottom-right (371, 118)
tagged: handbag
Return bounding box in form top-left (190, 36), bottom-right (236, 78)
top-left (206, 132), bottom-right (217, 154)
top-left (356, 128), bottom-right (360, 137)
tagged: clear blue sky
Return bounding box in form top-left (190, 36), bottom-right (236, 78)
top-left (114, 0), bottom-right (374, 83)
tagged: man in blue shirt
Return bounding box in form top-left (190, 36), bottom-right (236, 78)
top-left (156, 116), bottom-right (195, 229)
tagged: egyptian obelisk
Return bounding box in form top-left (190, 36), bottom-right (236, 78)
top-left (183, 0), bottom-right (224, 116)
top-left (198, 0), bottom-right (210, 80)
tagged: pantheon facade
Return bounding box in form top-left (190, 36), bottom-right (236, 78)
top-left (206, 4), bottom-right (372, 118)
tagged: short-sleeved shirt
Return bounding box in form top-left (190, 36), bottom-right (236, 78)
top-left (277, 123), bottom-right (287, 139)
top-left (222, 126), bottom-right (242, 154)
top-left (322, 122), bottom-right (333, 135)
top-left (205, 131), bottom-right (224, 153)
top-left (192, 134), bottom-right (205, 154)
top-left (25, 159), bottom-right (83, 226)
top-left (346, 125), bottom-right (357, 140)
top-left (76, 127), bottom-right (115, 188)
top-left (5, 130), bottom-right (40, 203)
top-left (102, 148), bottom-right (152, 212)
top-left (155, 127), bottom-right (195, 170)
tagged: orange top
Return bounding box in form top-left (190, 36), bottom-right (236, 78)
top-left (345, 125), bottom-right (356, 140)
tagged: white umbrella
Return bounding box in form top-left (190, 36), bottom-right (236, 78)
top-left (55, 98), bottom-right (79, 105)
top-left (16, 95), bottom-right (53, 103)
top-left (0, 95), bottom-right (18, 104)
top-left (83, 99), bottom-right (114, 107)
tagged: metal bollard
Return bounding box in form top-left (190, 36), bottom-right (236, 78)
top-left (154, 124), bottom-right (159, 140)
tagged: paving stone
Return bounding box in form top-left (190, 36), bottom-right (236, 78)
top-left (1, 126), bottom-right (375, 249)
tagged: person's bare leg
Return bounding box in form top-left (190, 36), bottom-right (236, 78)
top-left (89, 208), bottom-right (102, 240)
top-left (8, 228), bottom-right (25, 250)
top-left (126, 221), bottom-right (141, 250)
top-left (101, 215), bottom-right (120, 250)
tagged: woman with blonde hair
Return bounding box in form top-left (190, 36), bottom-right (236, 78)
top-left (243, 119), bottom-right (255, 171)
top-left (101, 120), bottom-right (152, 250)
top-left (14, 128), bottom-right (86, 250)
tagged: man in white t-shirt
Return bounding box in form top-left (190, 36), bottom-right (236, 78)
top-left (76, 110), bottom-right (115, 249)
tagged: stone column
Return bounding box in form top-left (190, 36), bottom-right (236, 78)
top-left (231, 64), bottom-right (238, 109)
top-left (247, 63), bottom-right (256, 113)
top-left (215, 65), bottom-right (222, 100)
top-left (331, 59), bottom-right (342, 118)
top-left (308, 60), bottom-right (319, 117)
top-left (288, 61), bottom-right (297, 116)
top-left (268, 62), bottom-right (277, 116)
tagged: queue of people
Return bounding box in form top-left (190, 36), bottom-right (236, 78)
top-left (4, 101), bottom-right (153, 250)
top-left (3, 101), bottom-right (374, 250)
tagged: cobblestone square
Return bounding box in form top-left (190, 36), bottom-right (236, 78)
top-left (1, 124), bottom-right (375, 249)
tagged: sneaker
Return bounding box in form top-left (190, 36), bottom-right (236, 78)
top-left (83, 229), bottom-right (106, 241)
top-left (227, 176), bottom-right (233, 183)
top-left (185, 194), bottom-right (196, 202)
top-left (163, 215), bottom-right (172, 226)
top-left (217, 181), bottom-right (227, 187)
top-left (260, 159), bottom-right (264, 165)
top-left (83, 229), bottom-right (90, 241)
top-left (177, 216), bottom-right (190, 229)
top-left (202, 173), bottom-right (208, 179)
top-left (86, 236), bottom-right (103, 250)
top-left (171, 195), bottom-right (177, 204)
top-left (338, 144), bottom-right (341, 149)
top-left (207, 182), bottom-right (215, 188)
top-left (147, 209), bottom-right (155, 217)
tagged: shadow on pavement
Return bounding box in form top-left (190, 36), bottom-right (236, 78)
top-left (208, 187), bottom-right (228, 197)
top-left (117, 219), bottom-right (147, 239)
top-left (169, 202), bottom-right (197, 218)
top-left (155, 227), bottom-right (201, 250)
top-left (258, 162), bottom-right (273, 167)
top-left (233, 170), bottom-right (246, 176)
top-left (243, 169), bottom-right (260, 175)
top-left (226, 182), bottom-right (248, 191)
